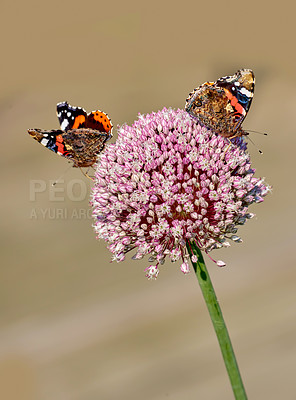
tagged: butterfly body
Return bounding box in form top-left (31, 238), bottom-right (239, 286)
top-left (185, 69), bottom-right (255, 138)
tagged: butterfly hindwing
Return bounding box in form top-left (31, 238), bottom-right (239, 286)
top-left (86, 111), bottom-right (113, 135)
top-left (60, 129), bottom-right (109, 167)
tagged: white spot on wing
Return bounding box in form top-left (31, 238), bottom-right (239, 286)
top-left (61, 120), bottom-right (68, 130)
top-left (41, 138), bottom-right (49, 146)
top-left (239, 87), bottom-right (253, 97)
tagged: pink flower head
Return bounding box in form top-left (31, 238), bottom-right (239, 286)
top-left (91, 108), bottom-right (270, 278)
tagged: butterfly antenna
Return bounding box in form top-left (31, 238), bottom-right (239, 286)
top-left (245, 135), bottom-right (263, 154)
top-left (246, 129), bottom-right (268, 136)
top-left (52, 163), bottom-right (73, 186)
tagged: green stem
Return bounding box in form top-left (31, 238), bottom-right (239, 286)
top-left (186, 240), bottom-right (247, 400)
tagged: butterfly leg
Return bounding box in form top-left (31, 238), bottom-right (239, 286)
top-left (79, 167), bottom-right (94, 181)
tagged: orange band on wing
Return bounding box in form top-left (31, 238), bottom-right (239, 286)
top-left (72, 115), bottom-right (86, 129)
top-left (224, 89), bottom-right (245, 115)
top-left (56, 135), bottom-right (65, 154)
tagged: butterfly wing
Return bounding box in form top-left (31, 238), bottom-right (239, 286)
top-left (216, 69), bottom-right (255, 133)
top-left (28, 128), bottom-right (72, 158)
top-left (60, 129), bottom-right (110, 167)
top-left (85, 110), bottom-right (113, 137)
top-left (186, 82), bottom-right (230, 135)
top-left (56, 101), bottom-right (88, 132)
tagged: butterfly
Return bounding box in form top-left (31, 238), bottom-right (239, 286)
top-left (185, 69), bottom-right (255, 138)
top-left (28, 101), bottom-right (113, 168)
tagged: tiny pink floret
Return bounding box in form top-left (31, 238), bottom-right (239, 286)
top-left (180, 262), bottom-right (190, 274)
top-left (191, 255), bottom-right (198, 263)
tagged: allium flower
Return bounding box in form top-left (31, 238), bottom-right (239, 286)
top-left (91, 108), bottom-right (270, 278)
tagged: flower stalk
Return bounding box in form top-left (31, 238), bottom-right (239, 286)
top-left (186, 240), bottom-right (247, 400)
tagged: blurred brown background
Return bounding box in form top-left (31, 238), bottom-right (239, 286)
top-left (1, 0), bottom-right (295, 399)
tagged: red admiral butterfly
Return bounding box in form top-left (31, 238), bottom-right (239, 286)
top-left (28, 101), bottom-right (113, 168)
top-left (185, 69), bottom-right (255, 138)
